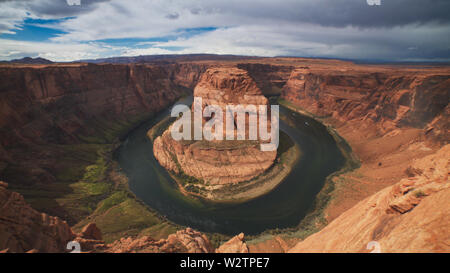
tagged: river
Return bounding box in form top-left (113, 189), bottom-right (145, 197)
top-left (115, 96), bottom-right (345, 235)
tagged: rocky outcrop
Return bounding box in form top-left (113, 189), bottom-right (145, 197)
top-left (0, 181), bottom-right (214, 253)
top-left (216, 233), bottom-right (249, 253)
top-left (0, 63), bottom-right (207, 146)
top-left (153, 67), bottom-right (277, 186)
top-left (79, 223), bottom-right (102, 241)
top-left (289, 145), bottom-right (450, 253)
top-left (0, 181), bottom-right (75, 252)
top-left (105, 228), bottom-right (214, 253)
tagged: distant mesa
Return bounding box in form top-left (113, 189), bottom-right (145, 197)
top-left (5, 57), bottom-right (53, 64)
top-left (78, 54), bottom-right (258, 64)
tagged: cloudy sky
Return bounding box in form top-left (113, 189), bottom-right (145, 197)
top-left (0, 0), bottom-right (449, 62)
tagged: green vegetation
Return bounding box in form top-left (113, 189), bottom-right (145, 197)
top-left (75, 194), bottom-right (177, 243)
top-left (8, 113), bottom-right (179, 243)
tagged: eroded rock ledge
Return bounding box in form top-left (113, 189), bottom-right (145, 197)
top-left (289, 144), bottom-right (450, 253)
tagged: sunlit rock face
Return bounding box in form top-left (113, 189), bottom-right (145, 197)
top-left (153, 67), bottom-right (277, 185)
top-left (281, 67), bottom-right (450, 144)
top-left (289, 144), bottom-right (450, 253)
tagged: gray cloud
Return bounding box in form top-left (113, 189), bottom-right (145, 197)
top-left (28, 0), bottom-right (108, 17)
top-left (0, 0), bottom-right (107, 18)
top-left (184, 0), bottom-right (450, 28)
top-left (0, 0), bottom-right (449, 61)
top-left (165, 12), bottom-right (180, 20)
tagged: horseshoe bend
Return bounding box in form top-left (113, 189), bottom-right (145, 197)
top-left (0, 57), bottom-right (449, 253)
top-left (152, 67), bottom-right (285, 201)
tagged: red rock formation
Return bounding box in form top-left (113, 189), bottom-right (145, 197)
top-left (281, 67), bottom-right (450, 143)
top-left (1, 58), bottom-right (449, 253)
top-left (278, 62), bottom-right (450, 253)
top-left (105, 228), bottom-right (214, 253)
top-left (289, 145), bottom-right (450, 253)
top-left (0, 181), bottom-right (75, 252)
top-left (153, 67), bottom-right (277, 186)
top-left (216, 233), bottom-right (249, 253)
top-left (80, 223), bottom-right (102, 241)
top-left (0, 181), bottom-right (215, 253)
top-left (0, 63), bottom-right (208, 186)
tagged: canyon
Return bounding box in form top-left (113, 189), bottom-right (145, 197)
top-left (152, 67), bottom-right (281, 201)
top-left (0, 56), bottom-right (448, 252)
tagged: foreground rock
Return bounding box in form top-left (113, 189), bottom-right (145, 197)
top-left (216, 233), bottom-right (249, 253)
top-left (289, 145), bottom-right (450, 253)
top-left (106, 228), bottom-right (213, 253)
top-left (0, 181), bottom-right (75, 252)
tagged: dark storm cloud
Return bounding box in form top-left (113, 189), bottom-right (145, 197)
top-left (0, 0), bottom-right (449, 61)
top-left (194, 0), bottom-right (450, 28)
top-left (3, 0), bottom-right (450, 28)
top-left (29, 0), bottom-right (108, 17)
top-left (0, 0), bottom-right (108, 17)
top-left (296, 0), bottom-right (450, 27)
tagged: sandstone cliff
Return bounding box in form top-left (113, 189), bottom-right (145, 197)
top-left (1, 58), bottom-right (449, 253)
top-left (289, 145), bottom-right (449, 253)
top-left (282, 67), bottom-right (450, 143)
top-left (237, 63), bottom-right (293, 95)
top-left (0, 63), bottom-right (208, 187)
top-left (280, 64), bottom-right (449, 220)
top-left (276, 62), bottom-right (450, 252)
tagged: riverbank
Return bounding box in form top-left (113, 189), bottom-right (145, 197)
top-left (148, 111), bottom-right (301, 203)
top-left (240, 99), bottom-right (361, 250)
top-left (278, 97), bottom-right (439, 222)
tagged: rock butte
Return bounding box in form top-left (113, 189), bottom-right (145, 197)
top-left (153, 67), bottom-right (277, 188)
top-left (0, 57), bottom-right (448, 252)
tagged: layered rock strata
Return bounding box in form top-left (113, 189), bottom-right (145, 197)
top-left (0, 63), bottom-right (209, 186)
top-left (290, 145), bottom-right (450, 253)
top-left (153, 67), bottom-right (277, 186)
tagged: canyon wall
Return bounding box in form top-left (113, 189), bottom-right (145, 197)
top-left (0, 58), bottom-right (448, 252)
top-left (0, 63), bottom-right (209, 186)
top-left (237, 63), bottom-right (293, 95)
top-left (290, 144), bottom-right (449, 253)
top-left (0, 63), bottom-right (209, 146)
top-left (280, 63), bottom-right (449, 252)
top-left (282, 67), bottom-right (450, 143)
